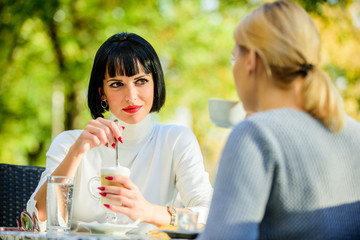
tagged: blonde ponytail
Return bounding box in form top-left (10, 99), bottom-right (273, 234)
top-left (301, 67), bottom-right (345, 132)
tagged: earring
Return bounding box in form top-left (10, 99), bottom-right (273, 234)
top-left (101, 100), bottom-right (108, 109)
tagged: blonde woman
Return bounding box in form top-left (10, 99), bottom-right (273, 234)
top-left (198, 1), bottom-right (360, 239)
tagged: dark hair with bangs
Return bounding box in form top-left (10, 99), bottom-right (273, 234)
top-left (88, 32), bottom-right (165, 119)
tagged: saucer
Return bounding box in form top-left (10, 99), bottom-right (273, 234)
top-left (162, 230), bottom-right (200, 239)
top-left (79, 222), bottom-right (138, 235)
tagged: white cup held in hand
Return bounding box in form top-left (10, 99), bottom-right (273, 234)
top-left (208, 98), bottom-right (246, 128)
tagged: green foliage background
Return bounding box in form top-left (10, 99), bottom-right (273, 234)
top-left (1, 0), bottom-right (359, 181)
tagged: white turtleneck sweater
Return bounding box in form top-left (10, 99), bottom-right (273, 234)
top-left (27, 113), bottom-right (213, 232)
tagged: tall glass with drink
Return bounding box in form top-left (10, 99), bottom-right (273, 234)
top-left (46, 176), bottom-right (74, 233)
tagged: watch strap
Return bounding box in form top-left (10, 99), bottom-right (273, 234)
top-left (167, 206), bottom-right (176, 225)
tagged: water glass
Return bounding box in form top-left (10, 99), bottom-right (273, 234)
top-left (178, 211), bottom-right (199, 232)
top-left (46, 176), bottom-right (74, 233)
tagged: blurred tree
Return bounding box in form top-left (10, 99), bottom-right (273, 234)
top-left (0, 0), bottom-right (60, 165)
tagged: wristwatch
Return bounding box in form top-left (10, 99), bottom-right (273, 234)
top-left (167, 206), bottom-right (176, 225)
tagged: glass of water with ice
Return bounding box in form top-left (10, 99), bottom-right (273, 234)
top-left (46, 176), bottom-right (74, 233)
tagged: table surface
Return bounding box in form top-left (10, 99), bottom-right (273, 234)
top-left (0, 229), bottom-right (171, 240)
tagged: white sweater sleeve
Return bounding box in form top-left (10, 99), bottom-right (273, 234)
top-left (172, 126), bottom-right (213, 224)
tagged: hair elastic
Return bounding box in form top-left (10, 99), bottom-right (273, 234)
top-left (299, 63), bottom-right (313, 77)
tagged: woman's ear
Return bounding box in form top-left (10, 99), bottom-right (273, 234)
top-left (98, 87), bottom-right (106, 101)
top-left (246, 49), bottom-right (257, 75)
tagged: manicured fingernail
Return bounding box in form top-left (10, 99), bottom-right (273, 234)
top-left (112, 143), bottom-right (116, 149)
top-left (105, 176), bottom-right (113, 180)
top-left (118, 137), bottom-right (123, 143)
top-left (98, 187), bottom-right (105, 191)
top-left (104, 204), bottom-right (110, 208)
top-left (99, 192), bottom-right (106, 197)
top-left (105, 143), bottom-right (109, 147)
top-left (121, 126), bottom-right (125, 130)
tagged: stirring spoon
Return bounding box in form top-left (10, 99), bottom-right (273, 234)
top-left (114, 119), bottom-right (120, 168)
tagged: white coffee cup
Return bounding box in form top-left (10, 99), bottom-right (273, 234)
top-left (208, 98), bottom-right (246, 128)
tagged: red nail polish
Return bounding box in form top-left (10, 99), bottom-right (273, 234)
top-left (112, 143), bottom-right (116, 149)
top-left (98, 187), bottom-right (105, 191)
top-left (118, 137), bottom-right (123, 143)
top-left (105, 143), bottom-right (109, 147)
top-left (105, 176), bottom-right (113, 180)
top-left (104, 204), bottom-right (110, 208)
top-left (121, 126), bottom-right (125, 130)
top-left (99, 192), bottom-right (106, 197)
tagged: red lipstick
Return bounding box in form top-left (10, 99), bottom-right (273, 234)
top-left (123, 105), bottom-right (142, 114)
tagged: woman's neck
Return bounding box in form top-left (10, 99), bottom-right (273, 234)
top-left (257, 77), bottom-right (304, 112)
top-left (109, 111), bottom-right (155, 144)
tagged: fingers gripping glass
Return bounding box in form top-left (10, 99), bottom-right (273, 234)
top-left (16, 211), bottom-right (40, 232)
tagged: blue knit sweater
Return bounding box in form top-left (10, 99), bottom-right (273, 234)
top-left (198, 109), bottom-right (360, 240)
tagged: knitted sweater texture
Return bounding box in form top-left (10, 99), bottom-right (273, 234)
top-left (199, 109), bottom-right (360, 240)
